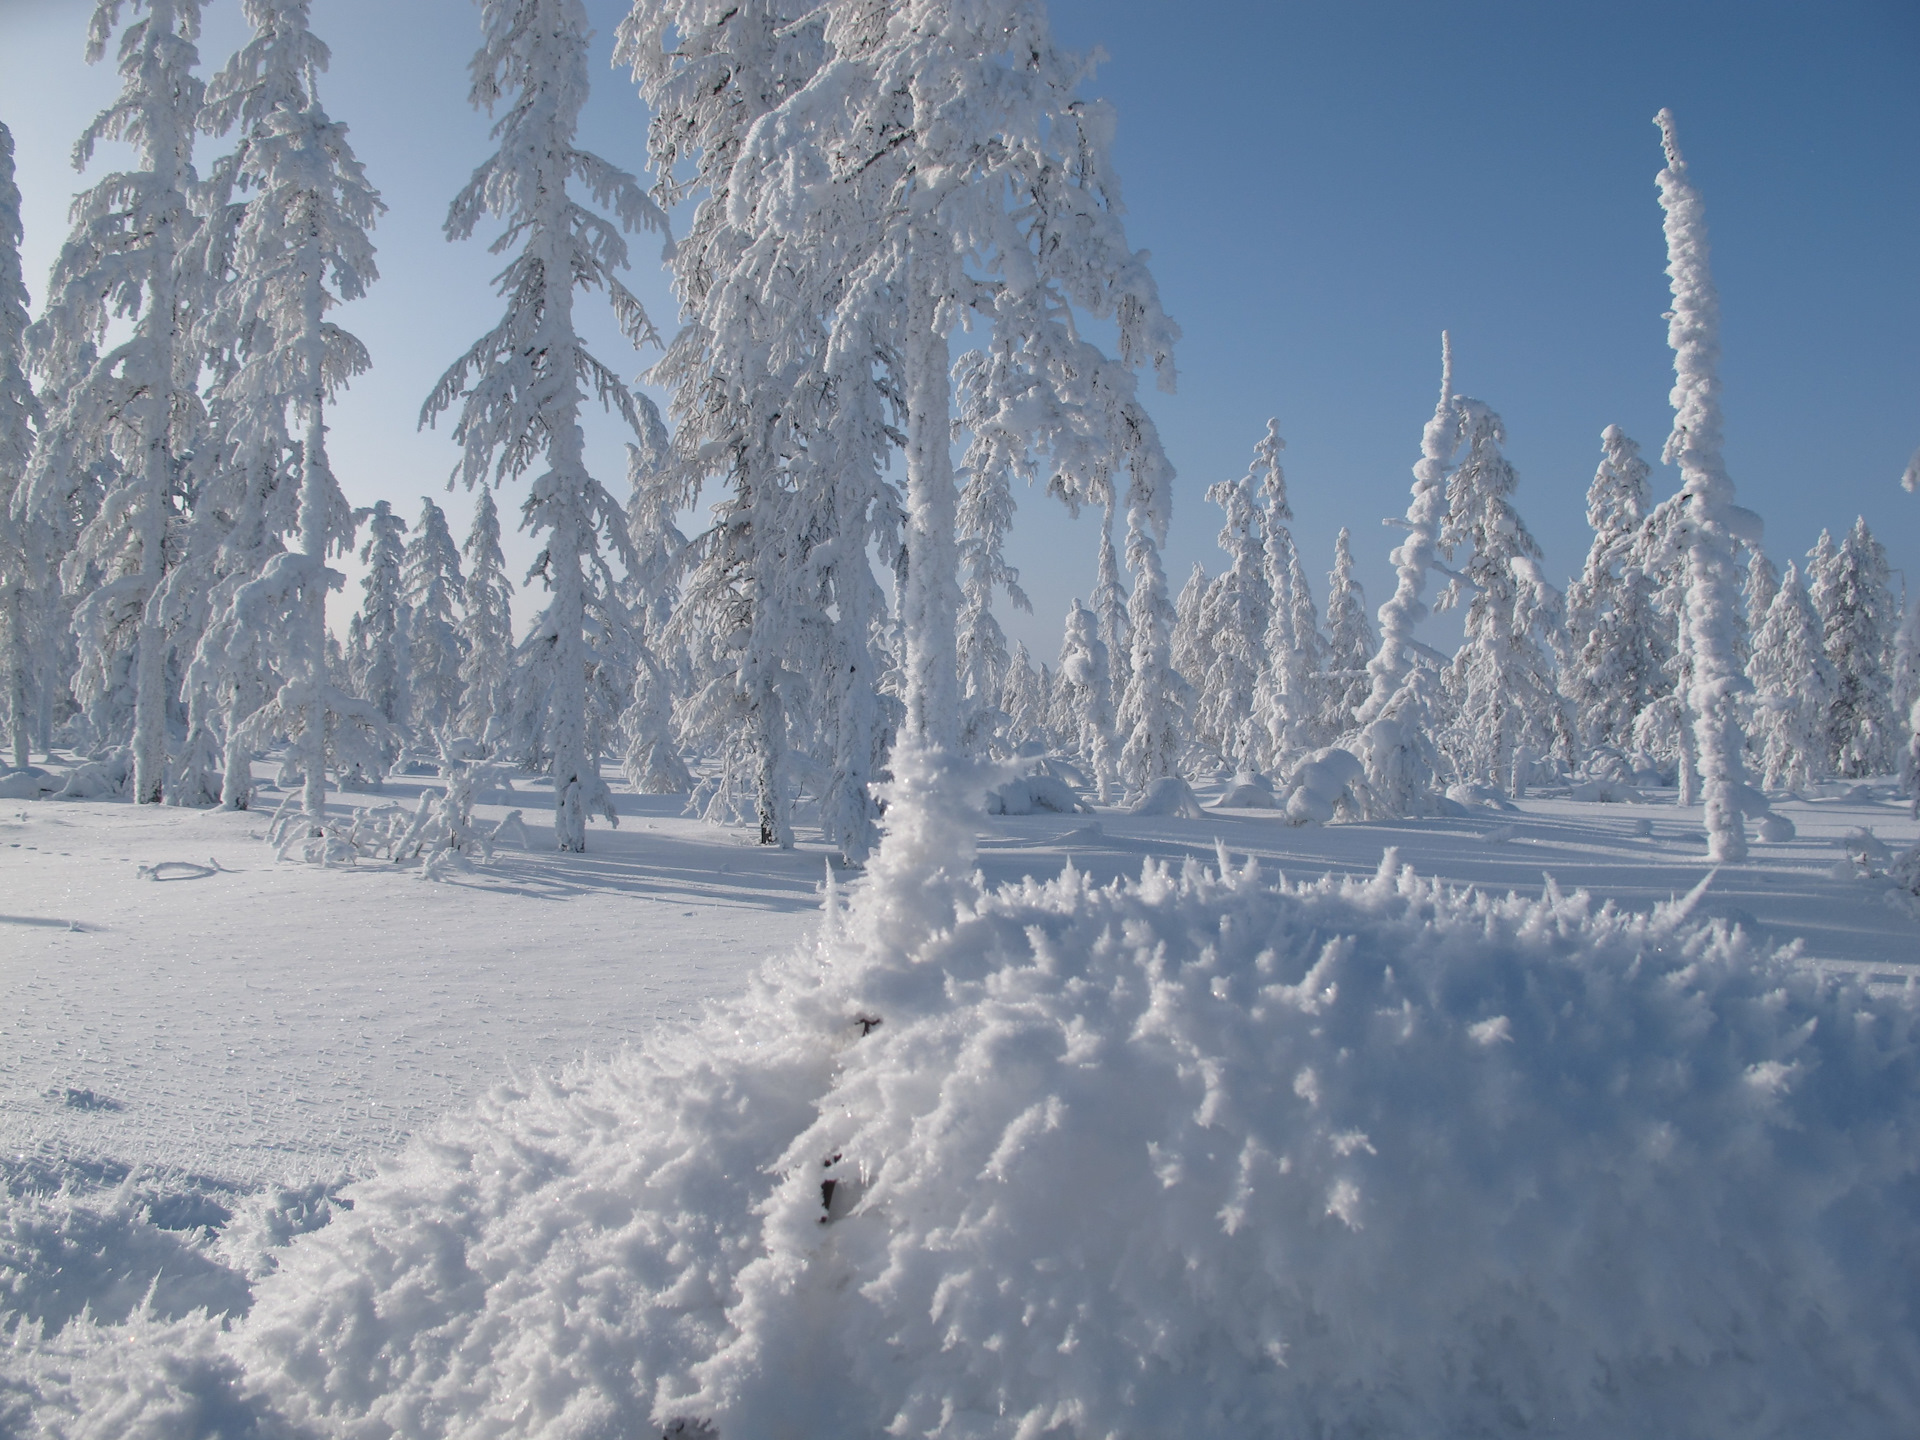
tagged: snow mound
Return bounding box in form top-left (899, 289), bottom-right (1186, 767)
top-left (74, 846), bottom-right (1918, 1439)
top-left (1447, 781), bottom-right (1520, 811)
top-left (1566, 778), bottom-right (1643, 803)
top-left (53, 753), bottom-right (132, 801)
top-left (1279, 747), bottom-right (1368, 824)
top-left (0, 767), bottom-right (61, 800)
top-left (986, 773), bottom-right (1088, 816)
top-left (1212, 772), bottom-right (1277, 809)
top-left (1129, 775), bottom-right (1205, 818)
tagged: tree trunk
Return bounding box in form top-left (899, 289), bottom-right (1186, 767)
top-left (901, 277), bottom-right (959, 751)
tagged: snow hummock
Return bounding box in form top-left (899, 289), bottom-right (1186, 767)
top-left (12, 777), bottom-right (1920, 1437)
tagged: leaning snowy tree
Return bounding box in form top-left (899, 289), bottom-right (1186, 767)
top-left (425, 0), bottom-right (669, 853)
top-left (26, 0), bottom-right (211, 802)
top-left (0, 122), bottom-right (44, 773)
top-left (1653, 108), bottom-right (1755, 861)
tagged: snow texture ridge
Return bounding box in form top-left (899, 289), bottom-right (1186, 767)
top-left (21, 828), bottom-right (1920, 1438)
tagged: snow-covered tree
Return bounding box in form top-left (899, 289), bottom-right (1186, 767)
top-left (1272, 530), bottom-right (1326, 757)
top-left (1565, 426), bottom-right (1668, 754)
top-left (1000, 641), bottom-right (1046, 751)
top-left (346, 499), bottom-right (407, 726)
top-left (1653, 108), bottom-right (1754, 860)
top-left (1319, 528), bottom-right (1372, 739)
top-left (1744, 546), bottom-right (1779, 638)
top-left (26, 0), bottom-right (210, 802)
top-left (1194, 446), bottom-right (1271, 766)
top-left (1240, 419), bottom-right (1320, 762)
top-left (179, 0), bottom-right (383, 826)
top-left (618, 440), bottom-right (692, 795)
top-left (1351, 335), bottom-right (1459, 815)
top-left (1169, 561), bottom-right (1211, 716)
top-left (954, 401), bottom-right (1027, 757)
top-left (456, 487), bottom-right (514, 744)
top-left (1360, 334), bottom-right (1457, 729)
top-left (1055, 598), bottom-right (1116, 799)
top-left (402, 498), bottom-right (465, 737)
top-left (1091, 515), bottom-right (1132, 730)
top-left (1118, 508), bottom-right (1186, 792)
top-left (1439, 398), bottom-right (1567, 789)
top-left (1818, 517), bottom-right (1898, 777)
top-left (1747, 561), bottom-right (1831, 791)
top-left (0, 123), bottom-right (44, 772)
top-left (619, 0), bottom-right (829, 850)
top-left (426, 0), bottom-right (668, 852)
top-left (667, 0), bottom-right (1178, 834)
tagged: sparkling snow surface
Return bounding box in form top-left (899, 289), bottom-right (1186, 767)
top-left (4, 767), bottom-right (1915, 1189)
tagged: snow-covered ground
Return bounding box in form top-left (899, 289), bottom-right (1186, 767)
top-left (5, 764), bottom-right (1916, 1187)
top-left (7, 765), bottom-right (1920, 1436)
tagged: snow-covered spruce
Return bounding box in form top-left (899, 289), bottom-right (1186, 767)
top-left (1055, 598), bottom-right (1118, 801)
top-left (1439, 397), bottom-right (1568, 790)
top-left (621, 0), bottom-right (833, 853)
top-left (1812, 517), bottom-right (1899, 779)
top-left (455, 487), bottom-right (514, 747)
top-left (345, 498), bottom-right (407, 730)
top-left (0, 122), bottom-right (43, 773)
top-left (188, 847), bottom-right (1920, 1439)
top-left (1566, 426), bottom-right (1668, 755)
top-left (426, 0), bottom-right (669, 852)
top-left (1746, 561), bottom-right (1832, 791)
top-left (619, 440), bottom-right (693, 797)
top-left (191, 0), bottom-right (384, 826)
top-left (401, 497), bottom-right (466, 740)
top-left (1319, 527), bottom-right (1373, 740)
top-left (1194, 438), bottom-right (1272, 767)
top-left (26, 0), bottom-right (210, 802)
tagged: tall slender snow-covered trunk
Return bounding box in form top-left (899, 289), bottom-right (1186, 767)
top-left (3, 584), bottom-right (27, 771)
top-left (1656, 109), bottom-right (1748, 862)
top-left (131, 2), bottom-right (191, 804)
top-left (542, 262), bottom-right (594, 854)
top-left (293, 249), bottom-right (333, 826)
top-left (1359, 333), bottom-right (1455, 725)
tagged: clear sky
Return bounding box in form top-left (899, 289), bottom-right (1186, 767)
top-left (2, 0), bottom-right (1916, 657)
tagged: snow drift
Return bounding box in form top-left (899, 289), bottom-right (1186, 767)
top-left (20, 834), bottom-right (1920, 1438)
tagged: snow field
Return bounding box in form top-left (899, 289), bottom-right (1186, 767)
top-left (8, 770), bottom-right (1920, 1437)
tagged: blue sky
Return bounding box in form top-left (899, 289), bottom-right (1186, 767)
top-left (3, 0), bottom-right (1916, 656)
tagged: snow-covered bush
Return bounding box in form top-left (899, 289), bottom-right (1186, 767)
top-left (190, 844), bottom-right (1920, 1440)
